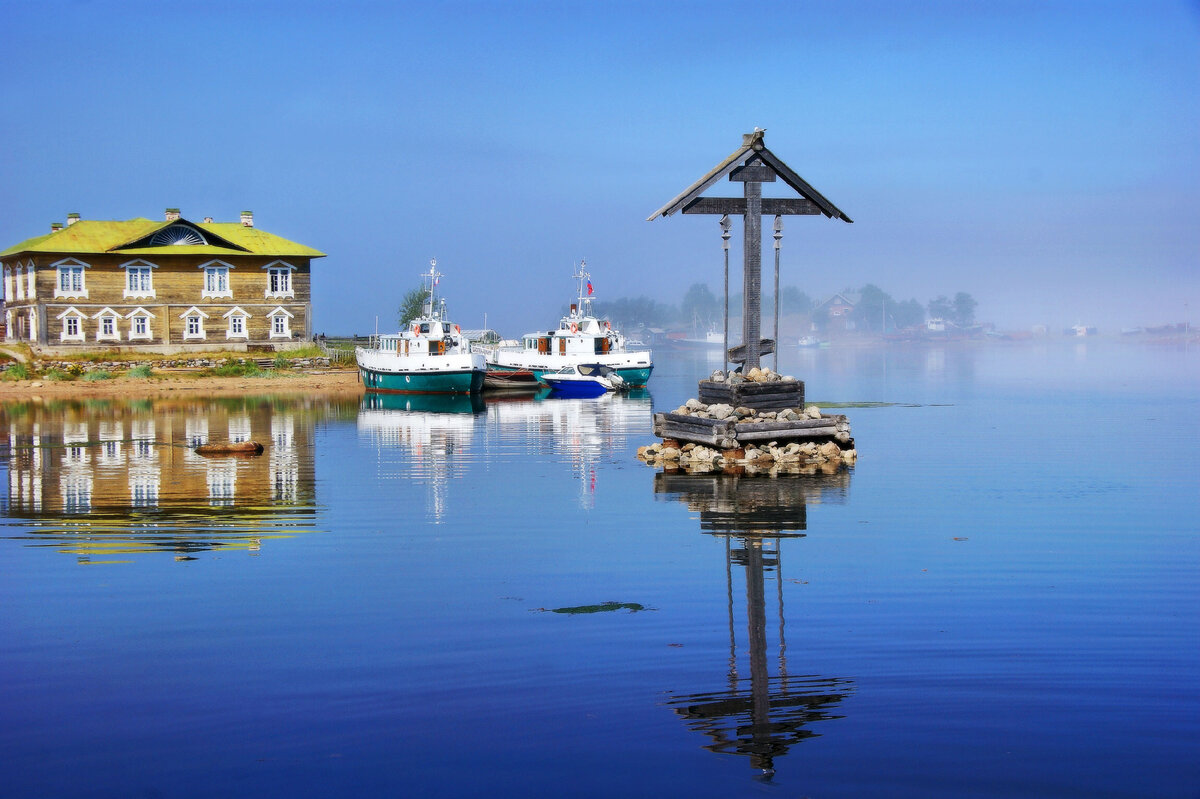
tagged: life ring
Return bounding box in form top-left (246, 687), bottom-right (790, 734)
top-left (412, 324), bottom-right (420, 336)
top-left (569, 322), bottom-right (578, 334)
top-left (604, 320), bottom-right (611, 330)
top-left (454, 324), bottom-right (460, 334)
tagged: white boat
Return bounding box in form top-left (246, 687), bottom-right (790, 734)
top-left (355, 260), bottom-right (486, 395)
top-left (540, 363), bottom-right (626, 397)
top-left (485, 261), bottom-right (653, 386)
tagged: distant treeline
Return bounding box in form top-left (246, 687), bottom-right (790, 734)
top-left (588, 283), bottom-right (978, 334)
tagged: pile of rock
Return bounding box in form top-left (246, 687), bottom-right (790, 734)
top-left (668, 397), bottom-right (825, 425)
top-left (637, 435), bottom-right (855, 475)
top-left (708, 366), bottom-right (795, 385)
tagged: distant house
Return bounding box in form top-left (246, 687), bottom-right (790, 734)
top-left (812, 292), bottom-right (859, 333)
top-left (0, 209), bottom-right (324, 352)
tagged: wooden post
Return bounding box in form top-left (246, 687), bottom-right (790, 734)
top-left (721, 214), bottom-right (731, 374)
top-left (773, 215), bottom-right (782, 373)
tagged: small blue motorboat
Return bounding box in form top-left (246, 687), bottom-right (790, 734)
top-left (541, 363), bottom-right (626, 398)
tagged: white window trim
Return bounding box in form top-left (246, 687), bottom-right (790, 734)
top-left (53, 258), bottom-right (89, 300)
top-left (222, 306), bottom-right (251, 340)
top-left (268, 306), bottom-right (294, 339)
top-left (180, 306), bottom-right (209, 341)
top-left (92, 307), bottom-right (122, 342)
top-left (56, 306), bottom-right (86, 342)
top-left (5, 310), bottom-right (12, 341)
top-left (199, 259), bottom-right (234, 299)
top-left (263, 260), bottom-right (296, 299)
top-left (13, 265), bottom-right (24, 301)
top-left (121, 259), bottom-right (158, 300)
top-left (2, 267), bottom-right (10, 302)
top-left (26, 261), bottom-right (35, 300)
top-left (125, 307), bottom-right (156, 341)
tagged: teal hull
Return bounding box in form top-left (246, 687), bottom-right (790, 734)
top-left (360, 367), bottom-right (484, 395)
top-left (488, 364), bottom-right (653, 387)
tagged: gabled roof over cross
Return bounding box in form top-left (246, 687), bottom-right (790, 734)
top-left (647, 129), bottom-right (853, 222)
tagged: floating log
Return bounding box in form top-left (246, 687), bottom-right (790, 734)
top-left (194, 441), bottom-right (264, 456)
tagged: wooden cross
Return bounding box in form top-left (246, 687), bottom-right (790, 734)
top-left (648, 130), bottom-right (852, 371)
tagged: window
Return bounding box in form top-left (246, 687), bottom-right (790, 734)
top-left (268, 307), bottom-right (293, 339)
top-left (224, 307), bottom-right (250, 340)
top-left (134, 316), bottom-right (148, 337)
top-left (201, 261), bottom-right (233, 298)
top-left (26, 264), bottom-right (35, 299)
top-left (180, 307), bottom-right (209, 340)
top-left (57, 308), bottom-right (85, 342)
top-left (13, 267), bottom-right (23, 300)
top-left (55, 260), bottom-right (88, 298)
top-left (266, 262), bottom-right (294, 297)
top-left (94, 309), bottom-right (120, 342)
top-left (123, 261), bottom-right (156, 299)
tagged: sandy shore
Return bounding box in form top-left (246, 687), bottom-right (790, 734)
top-left (0, 369), bottom-right (365, 402)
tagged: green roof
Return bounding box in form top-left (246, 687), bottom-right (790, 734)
top-left (0, 217), bottom-right (324, 259)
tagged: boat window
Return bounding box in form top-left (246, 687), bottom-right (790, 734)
top-left (420, 323), bottom-right (430, 334)
top-left (579, 364), bottom-right (596, 376)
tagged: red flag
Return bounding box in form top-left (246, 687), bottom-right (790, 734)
top-left (586, 280), bottom-right (593, 295)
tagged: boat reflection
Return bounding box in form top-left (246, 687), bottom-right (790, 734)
top-left (357, 392), bottom-right (488, 523)
top-left (486, 391), bottom-right (652, 509)
top-left (0, 397), bottom-right (353, 560)
top-left (655, 471), bottom-right (852, 778)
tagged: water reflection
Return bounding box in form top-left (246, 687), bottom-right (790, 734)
top-left (357, 393), bottom-right (487, 522)
top-left (485, 390), bottom-right (652, 509)
top-left (0, 397), bottom-right (352, 560)
top-left (655, 471), bottom-right (852, 777)
top-left (358, 390), bottom-right (654, 515)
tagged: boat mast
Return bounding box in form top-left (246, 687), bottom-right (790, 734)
top-left (424, 258), bottom-right (443, 321)
top-left (574, 260), bottom-right (592, 318)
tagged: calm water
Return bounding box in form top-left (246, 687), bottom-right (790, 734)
top-left (1, 341), bottom-right (1197, 798)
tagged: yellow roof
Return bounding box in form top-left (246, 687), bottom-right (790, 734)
top-left (1, 217), bottom-right (324, 259)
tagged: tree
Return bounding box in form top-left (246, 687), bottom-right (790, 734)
top-left (780, 286), bottom-right (814, 315)
top-left (681, 283), bottom-right (720, 334)
top-left (927, 295), bottom-right (953, 321)
top-left (952, 292), bottom-right (977, 326)
top-left (397, 286), bottom-right (426, 326)
top-left (893, 298), bottom-right (926, 330)
top-left (852, 284), bottom-right (895, 333)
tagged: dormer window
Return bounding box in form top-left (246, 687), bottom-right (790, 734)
top-left (200, 261), bottom-right (233, 299)
top-left (122, 260), bottom-right (157, 299)
top-left (149, 224), bottom-right (208, 247)
top-left (54, 258), bottom-right (89, 299)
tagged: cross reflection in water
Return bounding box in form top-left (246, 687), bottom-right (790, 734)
top-left (655, 471), bottom-right (854, 778)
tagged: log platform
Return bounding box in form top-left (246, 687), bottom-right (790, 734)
top-left (652, 411), bottom-right (850, 450)
top-left (697, 378), bottom-right (803, 411)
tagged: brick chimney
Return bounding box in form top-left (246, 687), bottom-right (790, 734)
top-left (203, 217), bottom-right (213, 224)
top-left (51, 222), bottom-right (63, 232)
top-left (165, 208), bottom-right (181, 221)
top-left (240, 210), bottom-right (254, 228)
top-left (66, 212), bottom-right (80, 226)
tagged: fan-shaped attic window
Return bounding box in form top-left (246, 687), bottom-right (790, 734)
top-left (149, 225), bottom-right (208, 247)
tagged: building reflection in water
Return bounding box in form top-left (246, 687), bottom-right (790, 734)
top-left (0, 397), bottom-right (351, 560)
top-left (654, 470), bottom-right (853, 778)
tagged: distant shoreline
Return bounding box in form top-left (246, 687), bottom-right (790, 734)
top-left (0, 370), bottom-right (363, 402)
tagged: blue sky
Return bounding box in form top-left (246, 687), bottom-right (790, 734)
top-left (2, 0), bottom-right (1197, 333)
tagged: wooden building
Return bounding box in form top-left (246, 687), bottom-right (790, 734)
top-left (0, 209), bottom-right (323, 352)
